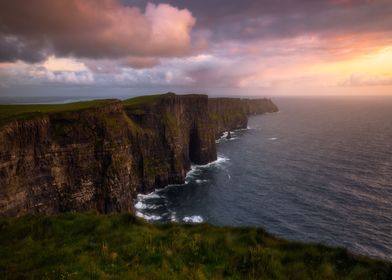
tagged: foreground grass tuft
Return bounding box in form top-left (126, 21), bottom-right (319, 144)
top-left (0, 213), bottom-right (390, 279)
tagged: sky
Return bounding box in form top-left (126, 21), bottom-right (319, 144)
top-left (0, 0), bottom-right (391, 98)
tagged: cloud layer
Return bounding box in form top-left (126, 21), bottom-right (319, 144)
top-left (0, 0), bottom-right (391, 96)
top-left (0, 0), bottom-right (196, 62)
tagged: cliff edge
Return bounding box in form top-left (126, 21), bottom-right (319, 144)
top-left (0, 93), bottom-right (278, 216)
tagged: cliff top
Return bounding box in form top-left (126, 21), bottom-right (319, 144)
top-left (0, 93), bottom-right (193, 125)
top-left (123, 93), bottom-right (165, 107)
top-left (0, 92), bottom-right (272, 126)
top-left (0, 99), bottom-right (118, 126)
top-left (123, 92), bottom-right (208, 108)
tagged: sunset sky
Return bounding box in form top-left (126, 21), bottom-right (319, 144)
top-left (0, 0), bottom-right (391, 97)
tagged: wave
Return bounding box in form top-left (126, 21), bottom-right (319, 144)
top-left (136, 211), bottom-right (162, 221)
top-left (196, 179), bottom-right (209, 184)
top-left (135, 155), bottom-right (229, 223)
top-left (134, 189), bottom-right (167, 222)
top-left (134, 201), bottom-right (159, 210)
top-left (170, 211), bottom-right (177, 222)
top-left (137, 192), bottom-right (162, 200)
top-left (182, 215), bottom-right (204, 223)
top-left (194, 155), bottom-right (230, 168)
top-left (185, 155), bottom-right (230, 183)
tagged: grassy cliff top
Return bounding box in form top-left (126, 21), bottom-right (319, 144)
top-left (123, 93), bottom-right (208, 108)
top-left (123, 93), bottom-right (166, 107)
top-left (0, 213), bottom-right (390, 279)
top-left (0, 99), bottom-right (117, 126)
top-left (0, 93), bottom-right (170, 126)
top-left (0, 93), bottom-right (271, 126)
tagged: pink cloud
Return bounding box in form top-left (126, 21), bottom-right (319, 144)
top-left (122, 57), bottom-right (160, 69)
top-left (339, 74), bottom-right (392, 87)
top-left (0, 0), bottom-right (197, 63)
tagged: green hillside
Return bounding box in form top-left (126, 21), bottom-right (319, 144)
top-left (0, 213), bottom-right (390, 279)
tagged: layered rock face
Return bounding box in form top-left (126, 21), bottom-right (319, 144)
top-left (208, 97), bottom-right (278, 137)
top-left (0, 93), bottom-right (278, 216)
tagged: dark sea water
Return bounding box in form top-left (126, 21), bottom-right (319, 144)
top-left (136, 96), bottom-right (392, 260)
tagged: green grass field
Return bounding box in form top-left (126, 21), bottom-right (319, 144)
top-left (0, 94), bottom-right (167, 127)
top-left (122, 94), bottom-right (163, 107)
top-left (0, 213), bottom-right (390, 279)
top-left (0, 100), bottom-right (117, 126)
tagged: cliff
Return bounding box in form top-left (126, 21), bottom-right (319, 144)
top-left (208, 97), bottom-right (278, 138)
top-left (0, 93), bottom-right (278, 216)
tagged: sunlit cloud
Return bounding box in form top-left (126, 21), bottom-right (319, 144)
top-left (0, 0), bottom-right (391, 96)
top-left (339, 74), bottom-right (392, 87)
top-left (43, 56), bottom-right (87, 72)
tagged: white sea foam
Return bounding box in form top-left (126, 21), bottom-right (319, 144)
top-left (235, 127), bottom-right (250, 132)
top-left (135, 190), bottom-right (165, 221)
top-left (136, 211), bottom-right (162, 221)
top-left (137, 192), bottom-right (162, 200)
top-left (135, 201), bottom-right (159, 210)
top-left (215, 132), bottom-right (228, 143)
top-left (269, 137), bottom-right (278, 141)
top-left (186, 155), bottom-right (230, 182)
top-left (135, 155), bottom-right (229, 222)
top-left (196, 179), bottom-right (209, 184)
top-left (197, 155), bottom-right (229, 168)
top-left (135, 201), bottom-right (147, 210)
top-left (170, 211), bottom-right (177, 222)
top-left (182, 215), bottom-right (204, 223)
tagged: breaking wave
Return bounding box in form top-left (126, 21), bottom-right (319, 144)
top-left (182, 215), bottom-right (204, 223)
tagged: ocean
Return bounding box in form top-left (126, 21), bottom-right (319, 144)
top-left (136, 96), bottom-right (392, 260)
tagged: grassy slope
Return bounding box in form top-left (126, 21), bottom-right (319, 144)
top-left (0, 213), bottom-right (390, 280)
top-left (0, 100), bottom-right (117, 126)
top-left (122, 94), bottom-right (163, 107)
top-left (0, 94), bottom-right (166, 127)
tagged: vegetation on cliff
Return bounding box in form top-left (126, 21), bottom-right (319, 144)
top-left (0, 213), bottom-right (390, 279)
top-left (123, 94), bottom-right (163, 107)
top-left (0, 100), bottom-right (117, 126)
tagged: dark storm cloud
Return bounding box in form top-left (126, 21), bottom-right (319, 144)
top-left (0, 36), bottom-right (48, 63)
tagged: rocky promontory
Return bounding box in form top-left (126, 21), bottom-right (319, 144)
top-left (0, 93), bottom-right (278, 216)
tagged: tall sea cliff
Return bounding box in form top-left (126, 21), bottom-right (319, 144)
top-left (0, 93), bottom-right (278, 216)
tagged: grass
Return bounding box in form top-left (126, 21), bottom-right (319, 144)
top-left (0, 94), bottom-right (166, 126)
top-left (122, 94), bottom-right (164, 107)
top-left (0, 100), bottom-right (116, 126)
top-left (0, 213), bottom-right (390, 279)
top-left (0, 93), bottom-right (203, 127)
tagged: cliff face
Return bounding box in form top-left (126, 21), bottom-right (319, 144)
top-left (0, 93), bottom-right (278, 216)
top-left (208, 97), bottom-right (278, 137)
